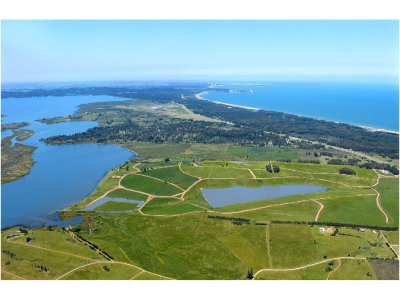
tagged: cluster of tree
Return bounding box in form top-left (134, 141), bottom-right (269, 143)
top-left (327, 158), bottom-right (360, 166)
top-left (339, 167), bottom-right (356, 175)
top-left (326, 261), bottom-right (335, 272)
top-left (2, 85), bottom-right (207, 100)
top-left (298, 159), bottom-right (320, 164)
top-left (359, 162), bottom-right (399, 175)
top-left (246, 269), bottom-right (254, 279)
top-left (320, 151), bottom-right (333, 157)
top-left (103, 265), bottom-right (110, 272)
top-left (305, 151), bottom-right (319, 157)
top-left (2, 250), bottom-right (17, 259)
top-left (177, 95), bottom-right (399, 159)
top-left (63, 227), bottom-right (114, 261)
top-left (6, 85), bottom-right (398, 159)
top-left (34, 263), bottom-right (49, 272)
top-left (277, 159), bottom-right (291, 162)
top-left (328, 159), bottom-right (347, 165)
top-left (44, 118), bottom-right (289, 147)
top-left (207, 215), bottom-right (250, 224)
top-left (266, 164), bottom-right (280, 173)
top-left (270, 220), bottom-right (398, 231)
top-left (347, 158), bottom-right (361, 165)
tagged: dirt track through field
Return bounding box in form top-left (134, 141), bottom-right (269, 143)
top-left (313, 200), bottom-right (324, 222)
top-left (253, 257), bottom-right (367, 279)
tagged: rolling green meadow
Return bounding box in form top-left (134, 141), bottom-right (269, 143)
top-left (2, 159), bottom-right (398, 280)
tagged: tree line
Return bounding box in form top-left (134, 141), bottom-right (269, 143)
top-left (6, 85), bottom-right (397, 159)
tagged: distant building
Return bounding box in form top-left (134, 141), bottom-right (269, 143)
top-left (319, 227), bottom-right (326, 234)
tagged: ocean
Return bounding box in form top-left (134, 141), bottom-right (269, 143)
top-left (202, 82), bottom-right (399, 131)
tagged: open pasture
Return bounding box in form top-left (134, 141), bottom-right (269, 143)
top-left (144, 166), bottom-right (198, 189)
top-left (1, 228), bottom-right (103, 280)
top-left (141, 198), bottom-right (201, 215)
top-left (180, 164), bottom-right (253, 179)
top-left (269, 224), bottom-right (395, 269)
top-left (376, 178), bottom-right (399, 225)
top-left (120, 174), bottom-right (182, 196)
top-left (319, 194), bottom-right (387, 227)
top-left (94, 201), bottom-right (138, 212)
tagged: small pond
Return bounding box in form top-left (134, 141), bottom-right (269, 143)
top-left (201, 184), bottom-right (326, 208)
top-left (84, 196), bottom-right (144, 212)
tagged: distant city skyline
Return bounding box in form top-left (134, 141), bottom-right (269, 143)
top-left (1, 20), bottom-right (399, 84)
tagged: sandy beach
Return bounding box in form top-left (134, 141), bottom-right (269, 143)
top-left (195, 91), bottom-right (400, 135)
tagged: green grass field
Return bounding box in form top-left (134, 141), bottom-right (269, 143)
top-left (376, 178), bottom-right (399, 226)
top-left (141, 198), bottom-right (201, 215)
top-left (61, 262), bottom-right (142, 280)
top-left (269, 224), bottom-right (394, 269)
top-left (328, 259), bottom-right (377, 280)
top-left (181, 164), bottom-right (253, 179)
top-left (319, 194), bottom-right (387, 227)
top-left (5, 159), bottom-right (397, 280)
top-left (256, 258), bottom-right (377, 280)
top-left (144, 166), bottom-right (198, 189)
top-left (121, 174), bottom-right (182, 196)
top-left (223, 200), bottom-right (319, 222)
top-left (226, 145), bottom-right (299, 161)
top-left (382, 230), bottom-right (399, 245)
top-left (255, 262), bottom-right (330, 280)
top-left (1, 228), bottom-right (103, 280)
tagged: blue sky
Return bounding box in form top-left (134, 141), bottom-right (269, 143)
top-left (1, 20), bottom-right (398, 83)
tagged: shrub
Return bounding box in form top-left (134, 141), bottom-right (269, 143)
top-left (266, 164), bottom-right (280, 173)
top-left (339, 167), bottom-right (356, 175)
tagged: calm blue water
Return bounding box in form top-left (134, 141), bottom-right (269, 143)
top-left (204, 82), bottom-right (399, 131)
top-left (1, 95), bottom-right (134, 228)
top-left (201, 184), bottom-right (326, 208)
top-left (84, 196), bottom-right (144, 211)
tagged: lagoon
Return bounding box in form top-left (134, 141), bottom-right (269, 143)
top-left (1, 95), bottom-right (134, 228)
top-left (201, 184), bottom-right (326, 208)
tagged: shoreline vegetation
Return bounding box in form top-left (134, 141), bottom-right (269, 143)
top-left (1, 121), bottom-right (36, 183)
top-left (1, 122), bottom-right (29, 132)
top-left (37, 91), bottom-right (398, 160)
top-left (1, 85), bottom-right (398, 185)
top-left (1, 132), bottom-right (36, 183)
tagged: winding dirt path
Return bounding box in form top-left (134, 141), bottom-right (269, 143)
top-left (326, 259), bottom-right (341, 280)
top-left (135, 173), bottom-right (185, 192)
top-left (6, 239), bottom-right (99, 262)
top-left (371, 170), bottom-right (390, 223)
top-left (6, 234), bottom-right (174, 280)
top-left (56, 261), bottom-right (174, 280)
top-left (372, 188), bottom-right (389, 224)
top-left (1, 269), bottom-right (26, 280)
top-left (78, 162), bottom-right (390, 221)
top-left (214, 193), bottom-right (374, 215)
top-left (313, 200), bottom-right (324, 222)
top-left (253, 256), bottom-right (366, 279)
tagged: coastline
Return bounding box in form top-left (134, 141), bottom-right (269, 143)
top-left (195, 91), bottom-right (400, 135)
top-left (195, 91), bottom-right (260, 112)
